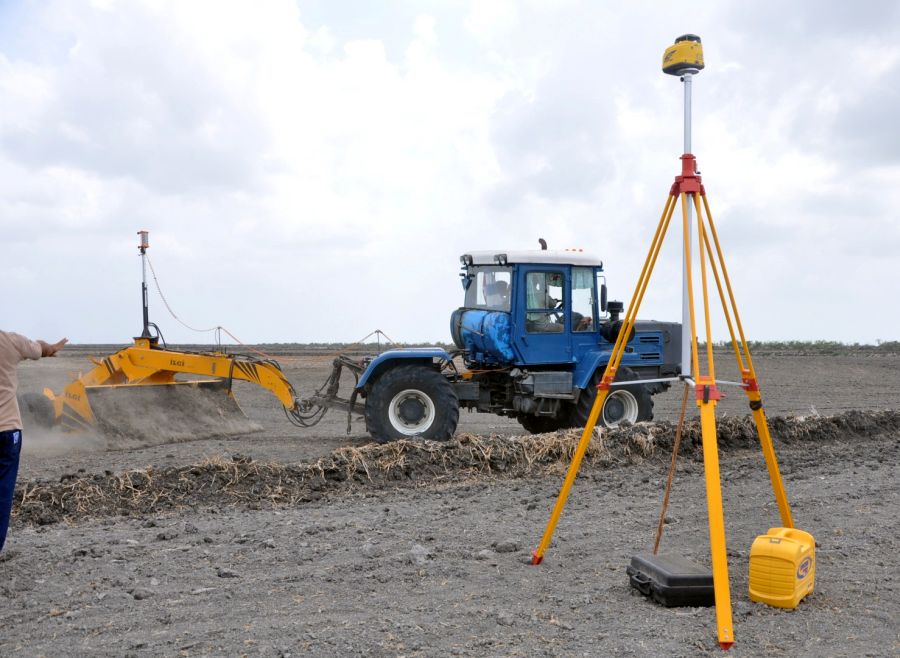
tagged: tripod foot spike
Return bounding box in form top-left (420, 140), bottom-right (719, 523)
top-left (531, 550), bottom-right (543, 566)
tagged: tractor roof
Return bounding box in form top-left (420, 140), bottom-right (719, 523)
top-left (462, 249), bottom-right (603, 268)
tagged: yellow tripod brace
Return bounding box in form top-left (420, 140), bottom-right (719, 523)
top-left (530, 36), bottom-right (796, 651)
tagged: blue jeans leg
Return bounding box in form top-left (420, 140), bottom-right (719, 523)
top-left (0, 429), bottom-right (23, 553)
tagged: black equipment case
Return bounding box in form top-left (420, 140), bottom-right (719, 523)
top-left (626, 553), bottom-right (714, 607)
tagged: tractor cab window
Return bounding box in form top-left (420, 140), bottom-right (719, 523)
top-left (571, 267), bottom-right (596, 332)
top-left (525, 271), bottom-right (565, 333)
top-left (464, 267), bottom-right (512, 311)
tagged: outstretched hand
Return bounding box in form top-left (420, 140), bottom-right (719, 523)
top-left (39, 338), bottom-right (68, 357)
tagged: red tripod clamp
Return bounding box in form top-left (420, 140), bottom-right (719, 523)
top-left (670, 154), bottom-right (705, 196)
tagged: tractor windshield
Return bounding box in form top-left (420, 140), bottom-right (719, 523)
top-left (464, 267), bottom-right (512, 311)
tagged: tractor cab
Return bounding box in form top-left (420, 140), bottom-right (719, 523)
top-left (451, 250), bottom-right (610, 367)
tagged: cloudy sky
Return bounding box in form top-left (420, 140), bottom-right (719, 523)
top-left (1, 1), bottom-right (898, 345)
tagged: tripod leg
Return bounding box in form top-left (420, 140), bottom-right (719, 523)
top-left (745, 386), bottom-right (794, 528)
top-left (652, 381), bottom-right (690, 555)
top-left (531, 192), bottom-right (677, 565)
top-left (697, 389), bottom-right (734, 650)
top-left (688, 194), bottom-right (735, 649)
top-left (530, 386), bottom-right (610, 564)
top-left (697, 194), bottom-right (794, 528)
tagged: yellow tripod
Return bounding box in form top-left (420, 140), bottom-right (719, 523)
top-left (530, 35), bottom-right (795, 651)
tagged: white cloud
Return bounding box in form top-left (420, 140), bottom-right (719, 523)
top-left (0, 0), bottom-right (898, 346)
top-left (464, 0), bottom-right (518, 43)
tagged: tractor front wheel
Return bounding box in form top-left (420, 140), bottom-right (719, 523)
top-left (571, 366), bottom-right (653, 428)
top-left (364, 365), bottom-right (459, 443)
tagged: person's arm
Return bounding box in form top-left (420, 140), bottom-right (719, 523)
top-left (36, 338), bottom-right (68, 357)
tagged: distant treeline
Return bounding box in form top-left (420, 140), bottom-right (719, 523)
top-left (244, 340), bottom-right (900, 354)
top-left (64, 340), bottom-right (900, 357)
top-left (700, 340), bottom-right (900, 355)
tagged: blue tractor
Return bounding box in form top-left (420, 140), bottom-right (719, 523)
top-left (295, 248), bottom-right (681, 443)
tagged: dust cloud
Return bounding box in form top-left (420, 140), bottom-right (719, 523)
top-left (22, 426), bottom-right (107, 457)
top-left (17, 382), bottom-right (261, 454)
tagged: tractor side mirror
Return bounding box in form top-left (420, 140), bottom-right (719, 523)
top-left (460, 265), bottom-right (474, 290)
top-left (600, 283), bottom-right (608, 312)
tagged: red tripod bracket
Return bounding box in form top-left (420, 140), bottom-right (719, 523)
top-left (597, 374), bottom-right (616, 391)
top-left (741, 371), bottom-right (760, 392)
top-left (670, 153), bottom-right (705, 196)
top-left (695, 382), bottom-right (723, 403)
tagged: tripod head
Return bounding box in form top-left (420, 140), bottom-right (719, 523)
top-left (663, 34), bottom-right (704, 76)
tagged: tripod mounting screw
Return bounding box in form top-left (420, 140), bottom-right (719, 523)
top-left (663, 34), bottom-right (704, 76)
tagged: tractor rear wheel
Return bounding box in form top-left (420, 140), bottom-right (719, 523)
top-left (571, 367), bottom-right (653, 428)
top-left (364, 365), bottom-right (459, 443)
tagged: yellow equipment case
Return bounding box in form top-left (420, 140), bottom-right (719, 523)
top-left (749, 527), bottom-right (815, 609)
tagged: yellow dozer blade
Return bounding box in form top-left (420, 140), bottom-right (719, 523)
top-left (35, 338), bottom-right (301, 448)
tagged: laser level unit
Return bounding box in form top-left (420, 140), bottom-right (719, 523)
top-left (663, 34), bottom-right (704, 76)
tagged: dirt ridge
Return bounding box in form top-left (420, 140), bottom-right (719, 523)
top-left (13, 410), bottom-right (900, 527)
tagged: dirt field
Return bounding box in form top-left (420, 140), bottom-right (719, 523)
top-left (2, 347), bottom-right (899, 656)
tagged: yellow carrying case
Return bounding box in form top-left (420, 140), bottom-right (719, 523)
top-left (749, 527), bottom-right (816, 609)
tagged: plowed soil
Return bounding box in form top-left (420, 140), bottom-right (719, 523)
top-left (2, 347), bottom-right (899, 657)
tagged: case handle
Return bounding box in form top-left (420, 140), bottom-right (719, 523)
top-left (630, 572), bottom-right (652, 595)
top-left (769, 527), bottom-right (814, 544)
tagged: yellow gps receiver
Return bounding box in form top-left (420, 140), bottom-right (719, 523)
top-left (663, 34), bottom-right (704, 76)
